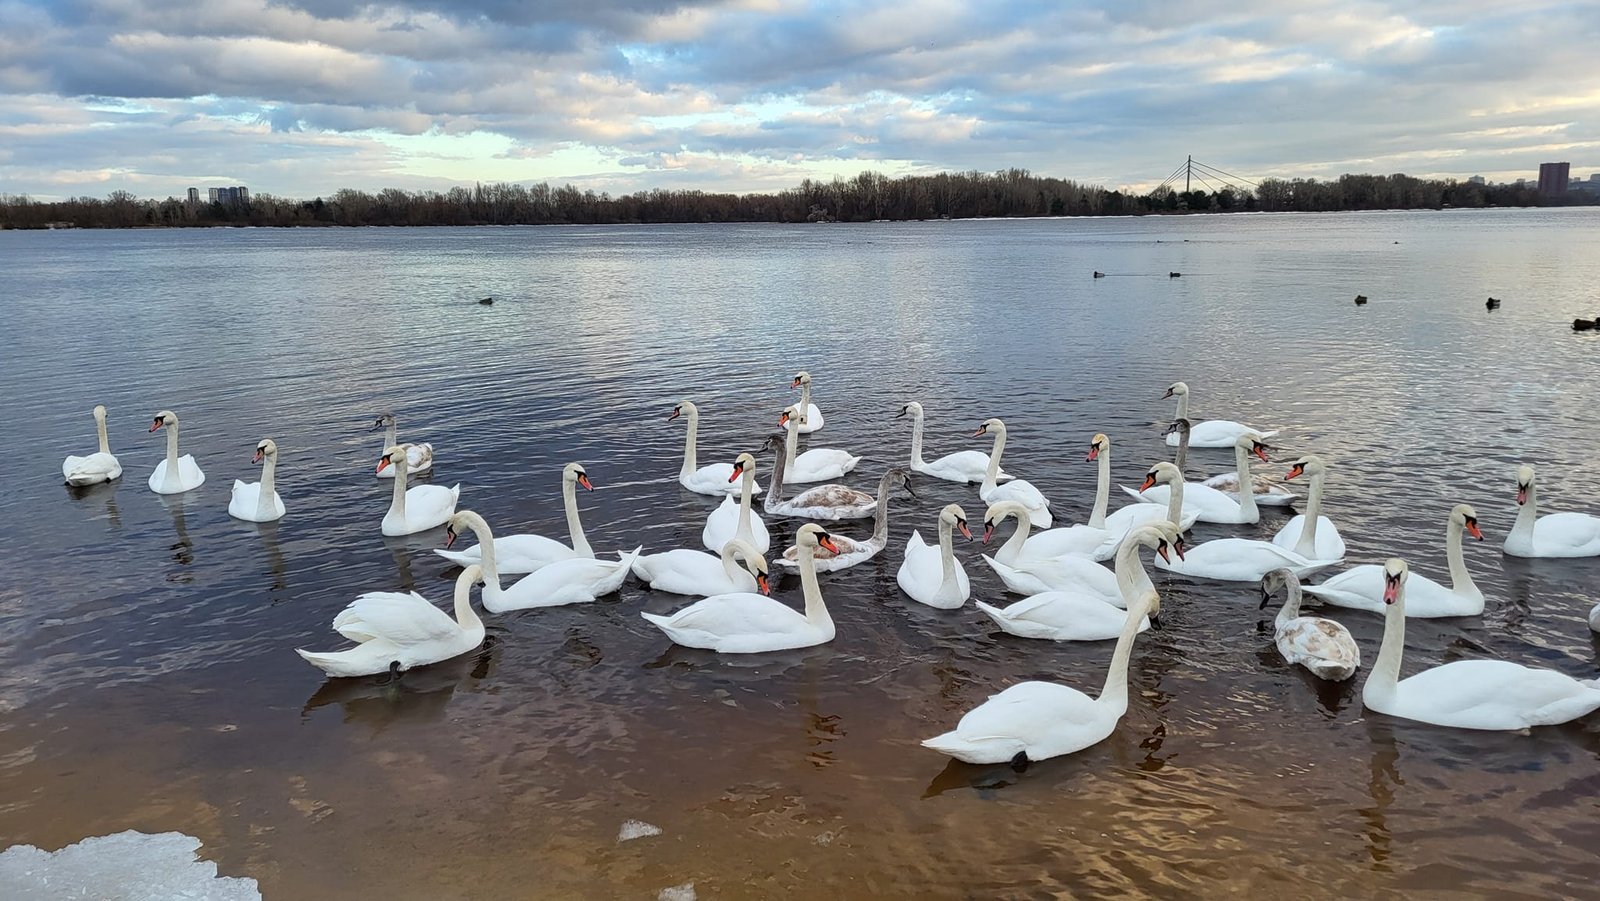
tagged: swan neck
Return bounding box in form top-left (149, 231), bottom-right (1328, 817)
top-left (1234, 444), bottom-right (1259, 520)
top-left (1099, 594), bottom-right (1150, 713)
top-left (1090, 448), bottom-right (1110, 528)
top-left (798, 542), bottom-right (831, 628)
top-left (1165, 475), bottom-right (1185, 527)
top-left (719, 542), bottom-right (742, 582)
top-left (165, 421), bottom-right (180, 471)
top-left (96, 412), bottom-right (111, 455)
top-left (799, 383), bottom-right (813, 425)
top-left (563, 475), bottom-right (592, 557)
top-left (871, 476), bottom-right (894, 545)
top-left (908, 409), bottom-right (925, 466)
top-left (453, 572), bottom-right (484, 632)
top-left (1511, 484), bottom-right (1538, 542)
top-left (1173, 427), bottom-right (1188, 475)
top-left (1278, 575), bottom-right (1304, 623)
top-left (258, 453), bottom-right (278, 514)
top-left (1445, 518), bottom-right (1475, 593)
top-left (982, 428), bottom-right (1005, 490)
top-left (1370, 586), bottom-right (1407, 699)
top-left (388, 455), bottom-right (408, 519)
top-left (938, 517), bottom-right (957, 591)
top-left (680, 407), bottom-right (698, 478)
top-left (1114, 534), bottom-right (1153, 599)
top-left (1294, 473), bottom-right (1324, 557)
top-left (383, 420), bottom-right (397, 449)
top-left (1175, 393), bottom-right (1189, 421)
top-left (783, 420), bottom-right (798, 472)
top-left (996, 509), bottom-right (1030, 565)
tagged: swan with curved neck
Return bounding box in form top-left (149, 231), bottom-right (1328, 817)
top-left (147, 410), bottom-right (205, 494)
top-left (229, 438), bottom-right (286, 522)
top-left (982, 498), bottom-right (1109, 566)
top-left (296, 564), bottom-right (486, 679)
top-left (923, 586), bottom-right (1165, 765)
top-left (1303, 504), bottom-right (1484, 616)
top-left (778, 405), bottom-right (859, 483)
top-left (789, 371), bottom-right (825, 433)
top-left (762, 435), bottom-right (876, 520)
top-left (63, 404), bottom-right (123, 486)
top-left (1259, 568), bottom-right (1359, 681)
top-left (642, 524), bottom-right (840, 653)
top-left (974, 418), bottom-right (1053, 528)
top-left (1504, 463), bottom-right (1600, 557)
top-left (1124, 433), bottom-right (1270, 524)
top-left (898, 504), bottom-right (973, 608)
top-left (900, 402), bottom-right (1009, 483)
top-left (434, 462), bottom-right (596, 572)
top-left (1098, 457), bottom-right (1201, 560)
top-left (632, 537), bottom-right (770, 598)
top-left (670, 400), bottom-right (761, 496)
top-left (777, 469), bottom-right (911, 571)
top-left (1362, 558), bottom-right (1600, 729)
top-left (1162, 381), bottom-right (1278, 448)
top-left (444, 509), bottom-right (638, 611)
top-left (983, 499), bottom-right (1172, 602)
top-left (377, 444), bottom-right (460, 536)
top-left (372, 412), bottom-right (433, 478)
top-left (976, 523), bottom-right (1180, 641)
top-left (1271, 455), bottom-right (1346, 559)
top-left (703, 452), bottom-right (771, 552)
top-left (1167, 418), bottom-right (1294, 505)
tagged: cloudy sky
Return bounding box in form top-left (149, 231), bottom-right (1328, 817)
top-left (2, 0), bottom-right (1596, 201)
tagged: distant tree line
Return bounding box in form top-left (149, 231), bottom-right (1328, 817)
top-left (1, 169), bottom-right (1591, 229)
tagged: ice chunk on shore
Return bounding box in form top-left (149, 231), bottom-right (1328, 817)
top-left (0, 830), bottom-right (259, 901)
top-left (659, 882), bottom-right (696, 901)
top-left (617, 819), bottom-right (663, 842)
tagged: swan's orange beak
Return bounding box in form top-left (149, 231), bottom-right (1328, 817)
top-left (149, 418), bottom-right (163, 433)
top-left (1516, 483), bottom-right (1528, 505)
top-left (1156, 541), bottom-right (1171, 563)
top-left (444, 526), bottom-right (458, 549)
top-left (1285, 463), bottom-right (1304, 480)
top-left (728, 463), bottom-right (743, 483)
top-left (667, 407), bottom-right (681, 422)
top-left (818, 534), bottom-right (840, 554)
top-left (1140, 473), bottom-right (1157, 491)
top-left (1465, 519), bottom-right (1484, 540)
top-left (1251, 444), bottom-right (1271, 463)
top-left (252, 449), bottom-right (264, 464)
top-left (982, 523), bottom-right (995, 544)
top-left (779, 412), bottom-right (791, 427)
top-left (1086, 445), bottom-right (1100, 462)
top-left (1162, 387), bottom-right (1175, 399)
top-left (972, 425), bottom-right (987, 437)
top-left (376, 457), bottom-right (391, 473)
top-left (790, 377), bottom-right (803, 388)
top-left (1174, 536), bottom-right (1186, 560)
top-left (578, 474), bottom-right (594, 491)
top-left (1383, 574), bottom-right (1400, 605)
top-left (757, 573), bottom-right (770, 595)
top-left (957, 520), bottom-right (972, 541)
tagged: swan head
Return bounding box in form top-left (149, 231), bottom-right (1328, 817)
top-left (1130, 521), bottom-right (1184, 561)
top-left (1087, 433), bottom-right (1110, 461)
top-left (897, 401), bottom-right (922, 419)
top-left (376, 444), bottom-right (408, 474)
top-left (1161, 418), bottom-right (1191, 437)
top-left (1516, 464), bottom-right (1535, 505)
top-left (980, 501), bottom-right (1030, 543)
top-left (562, 462), bottom-right (593, 491)
top-left (1163, 381), bottom-right (1190, 399)
top-left (940, 504), bottom-right (973, 541)
top-left (796, 523), bottom-right (841, 555)
top-left (778, 404), bottom-right (804, 429)
top-left (1259, 566), bottom-right (1299, 608)
top-left (1236, 432), bottom-right (1272, 462)
top-left (1382, 558), bottom-right (1410, 605)
top-left (252, 438), bottom-right (278, 464)
top-left (443, 510), bottom-right (489, 549)
top-left (1451, 503), bottom-right (1484, 540)
top-left (790, 371), bottom-right (812, 389)
top-left (1284, 455), bottom-right (1325, 481)
top-left (1139, 461), bottom-right (1183, 491)
top-left (459, 564), bottom-right (486, 587)
top-left (93, 404), bottom-right (107, 420)
top-left (973, 417), bottom-right (1005, 438)
top-left (729, 452), bottom-right (759, 483)
top-left (882, 467), bottom-right (914, 496)
top-left (371, 411), bottom-right (395, 431)
top-left (668, 400), bottom-right (695, 422)
top-left (149, 410), bottom-right (177, 433)
top-left (722, 539), bottom-right (770, 594)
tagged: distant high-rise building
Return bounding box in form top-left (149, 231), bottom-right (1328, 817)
top-left (1467, 175), bottom-right (1485, 185)
top-left (1538, 162), bottom-right (1570, 195)
top-left (187, 187), bottom-right (199, 204)
top-left (206, 186), bottom-right (251, 205)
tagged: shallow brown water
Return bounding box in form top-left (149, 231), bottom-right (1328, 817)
top-left (3, 211), bottom-right (1600, 898)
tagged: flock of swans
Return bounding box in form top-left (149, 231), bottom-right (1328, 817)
top-left (59, 373), bottom-right (1600, 768)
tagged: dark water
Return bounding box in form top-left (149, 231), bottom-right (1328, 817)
top-left (3, 211), bottom-right (1599, 898)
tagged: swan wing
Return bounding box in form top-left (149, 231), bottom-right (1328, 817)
top-left (1532, 512), bottom-right (1600, 555)
top-left (1278, 617), bottom-right (1360, 672)
top-left (63, 452), bottom-right (121, 484)
top-left (1394, 660), bottom-right (1600, 728)
top-left (333, 591), bottom-right (459, 645)
top-left (644, 593), bottom-right (807, 636)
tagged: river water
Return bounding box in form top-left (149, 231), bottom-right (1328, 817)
top-left (2, 210), bottom-right (1599, 898)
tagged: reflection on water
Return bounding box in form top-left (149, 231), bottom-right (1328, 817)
top-left (3, 211), bottom-right (1600, 897)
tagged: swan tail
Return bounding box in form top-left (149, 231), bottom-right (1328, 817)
top-left (974, 600), bottom-right (1010, 626)
top-left (1118, 485), bottom-right (1153, 503)
top-left (295, 647), bottom-right (384, 678)
top-left (920, 731), bottom-right (1024, 764)
top-left (598, 547), bottom-right (644, 595)
top-left (432, 548), bottom-right (479, 568)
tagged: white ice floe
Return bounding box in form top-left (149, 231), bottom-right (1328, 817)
top-left (0, 830), bottom-right (259, 901)
top-left (658, 882), bottom-right (696, 901)
top-left (617, 819), bottom-right (663, 843)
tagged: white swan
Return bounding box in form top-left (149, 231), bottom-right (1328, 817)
top-left (983, 500), bottom-right (1109, 565)
top-left (776, 469), bottom-right (910, 572)
top-left (1363, 558), bottom-right (1600, 730)
top-left (900, 401), bottom-right (1010, 483)
top-left (372, 412), bottom-right (433, 478)
top-left (62, 404), bottom-right (122, 486)
top-left (1167, 417), bottom-right (1293, 505)
top-left (778, 405), bottom-right (859, 483)
top-left (1162, 381), bottom-right (1278, 448)
top-left (446, 509), bottom-right (640, 611)
top-left (922, 586), bottom-right (1163, 766)
top-left (1504, 463), bottom-right (1600, 558)
top-left (670, 400), bottom-right (762, 496)
top-left (228, 438), bottom-right (286, 523)
top-left (147, 410), bottom-right (205, 494)
top-left (296, 564), bottom-right (486, 679)
top-left (1123, 432), bottom-right (1272, 524)
top-left (632, 538), bottom-right (769, 598)
top-left (702, 452), bottom-right (771, 553)
top-left (975, 418), bottom-right (1053, 528)
top-left (897, 504), bottom-right (973, 609)
top-left (1270, 455), bottom-right (1346, 560)
top-left (642, 524), bottom-right (838, 652)
top-left (377, 444), bottom-right (459, 536)
top-left (1303, 504), bottom-right (1484, 617)
top-left (1098, 451), bottom-right (1201, 560)
top-left (434, 463), bottom-right (596, 572)
top-left (975, 523), bottom-right (1177, 641)
top-left (1259, 568), bottom-right (1359, 681)
top-left (762, 435), bottom-right (877, 521)
top-left (789, 370), bottom-right (825, 433)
